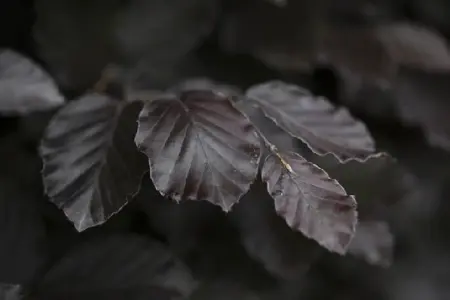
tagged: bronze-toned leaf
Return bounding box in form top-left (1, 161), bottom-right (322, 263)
top-left (135, 90), bottom-right (261, 211)
top-left (261, 151), bottom-right (357, 254)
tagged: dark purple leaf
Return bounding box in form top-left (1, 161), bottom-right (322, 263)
top-left (135, 90), bottom-right (261, 211)
top-left (40, 94), bottom-right (147, 231)
top-left (0, 49), bottom-right (64, 115)
top-left (33, 235), bottom-right (196, 300)
top-left (261, 151), bottom-right (357, 254)
top-left (246, 81), bottom-right (379, 162)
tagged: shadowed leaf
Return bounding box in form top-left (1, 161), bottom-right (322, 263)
top-left (261, 151), bottom-right (357, 254)
top-left (135, 90), bottom-right (261, 211)
top-left (40, 94), bottom-right (147, 231)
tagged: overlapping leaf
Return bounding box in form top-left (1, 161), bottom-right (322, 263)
top-left (245, 81), bottom-right (378, 162)
top-left (135, 90), bottom-right (261, 211)
top-left (261, 151), bottom-right (357, 254)
top-left (40, 94), bottom-right (147, 231)
top-left (0, 49), bottom-right (64, 114)
top-left (32, 235), bottom-right (197, 300)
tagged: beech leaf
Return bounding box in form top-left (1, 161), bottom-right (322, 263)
top-left (32, 235), bottom-right (196, 299)
top-left (246, 81), bottom-right (379, 162)
top-left (135, 90), bottom-right (261, 211)
top-left (40, 94), bottom-right (147, 231)
top-left (0, 49), bottom-right (64, 115)
top-left (261, 151), bottom-right (357, 254)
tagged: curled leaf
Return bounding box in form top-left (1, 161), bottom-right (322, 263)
top-left (262, 151), bottom-right (357, 254)
top-left (135, 90), bottom-right (261, 211)
top-left (40, 94), bottom-right (147, 231)
top-left (246, 81), bottom-right (379, 162)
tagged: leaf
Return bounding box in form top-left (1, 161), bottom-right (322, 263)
top-left (348, 221), bottom-right (393, 267)
top-left (236, 99), bottom-right (297, 153)
top-left (40, 93), bottom-right (147, 231)
top-left (32, 235), bottom-right (197, 300)
top-left (245, 81), bottom-right (378, 162)
top-left (0, 284), bottom-right (22, 300)
top-left (0, 49), bottom-right (64, 115)
top-left (135, 90), bottom-right (261, 212)
top-left (261, 151), bottom-right (357, 254)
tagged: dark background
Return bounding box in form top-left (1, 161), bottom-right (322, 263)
top-left (2, 0), bottom-right (450, 299)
